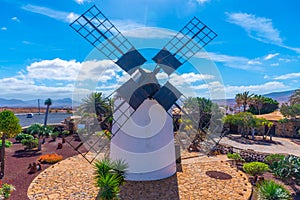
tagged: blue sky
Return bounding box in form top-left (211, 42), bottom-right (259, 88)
top-left (0, 0), bottom-right (299, 101)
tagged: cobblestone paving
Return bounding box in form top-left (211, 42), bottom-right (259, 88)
top-left (28, 154), bottom-right (252, 200)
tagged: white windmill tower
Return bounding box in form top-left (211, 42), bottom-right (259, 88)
top-left (69, 5), bottom-right (221, 181)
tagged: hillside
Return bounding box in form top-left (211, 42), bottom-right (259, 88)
top-left (0, 98), bottom-right (76, 108)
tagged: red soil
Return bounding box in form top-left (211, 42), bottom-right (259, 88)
top-left (4, 136), bottom-right (85, 200)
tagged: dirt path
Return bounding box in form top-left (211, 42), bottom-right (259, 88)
top-left (4, 136), bottom-right (85, 200)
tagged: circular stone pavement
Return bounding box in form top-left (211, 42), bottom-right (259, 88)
top-left (27, 154), bottom-right (252, 200)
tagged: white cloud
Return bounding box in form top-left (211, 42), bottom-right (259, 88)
top-left (0, 77), bottom-right (75, 100)
top-left (22, 4), bottom-right (79, 23)
top-left (25, 58), bottom-right (121, 83)
top-left (265, 53), bottom-right (279, 60)
top-left (11, 16), bottom-right (20, 22)
top-left (226, 12), bottom-right (282, 44)
top-left (225, 81), bottom-right (286, 95)
top-left (0, 58), bottom-right (122, 100)
top-left (74, 0), bottom-right (91, 4)
top-left (169, 72), bottom-right (214, 86)
top-left (196, 52), bottom-right (263, 71)
top-left (1, 27), bottom-right (7, 31)
top-left (196, 0), bottom-right (210, 4)
top-left (270, 63), bottom-right (279, 67)
top-left (123, 27), bottom-right (175, 39)
top-left (273, 72), bottom-right (300, 80)
top-left (226, 12), bottom-right (300, 54)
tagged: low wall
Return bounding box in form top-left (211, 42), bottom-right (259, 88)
top-left (216, 143), bottom-right (291, 162)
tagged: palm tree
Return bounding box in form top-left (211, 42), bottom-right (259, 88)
top-left (251, 95), bottom-right (264, 115)
top-left (78, 92), bottom-right (111, 118)
top-left (44, 98), bottom-right (52, 126)
top-left (235, 91), bottom-right (253, 112)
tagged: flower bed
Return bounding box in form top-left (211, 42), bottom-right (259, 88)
top-left (38, 153), bottom-right (63, 164)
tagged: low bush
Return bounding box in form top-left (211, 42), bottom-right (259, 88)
top-left (15, 133), bottom-right (34, 142)
top-left (257, 180), bottom-right (292, 200)
top-left (21, 138), bottom-right (38, 149)
top-left (50, 131), bottom-right (59, 140)
top-left (264, 154), bottom-right (285, 166)
top-left (243, 162), bottom-right (269, 176)
top-left (0, 140), bottom-right (13, 148)
top-left (0, 183), bottom-right (15, 199)
top-left (38, 153), bottom-right (63, 164)
top-left (94, 158), bottom-right (128, 200)
top-left (227, 153), bottom-right (244, 161)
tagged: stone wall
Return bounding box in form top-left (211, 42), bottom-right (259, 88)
top-left (216, 144), bottom-right (290, 162)
top-left (274, 120), bottom-right (300, 138)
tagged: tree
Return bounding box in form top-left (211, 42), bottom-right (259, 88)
top-left (250, 95), bottom-right (264, 115)
top-left (235, 91), bottom-right (253, 112)
top-left (289, 89), bottom-right (300, 105)
top-left (248, 95), bottom-right (279, 115)
top-left (78, 92), bottom-right (111, 118)
top-left (183, 97), bottom-right (218, 129)
top-left (223, 112), bottom-right (272, 139)
top-left (44, 98), bottom-right (52, 127)
top-left (280, 90), bottom-right (300, 119)
top-left (0, 110), bottom-right (22, 178)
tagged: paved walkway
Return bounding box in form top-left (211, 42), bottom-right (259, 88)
top-left (27, 153), bottom-right (252, 200)
top-left (221, 135), bottom-right (300, 157)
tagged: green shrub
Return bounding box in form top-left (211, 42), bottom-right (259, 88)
top-left (257, 180), bottom-right (292, 200)
top-left (21, 138), bottom-right (38, 149)
top-left (62, 130), bottom-right (70, 136)
top-left (0, 183), bottom-right (15, 199)
top-left (227, 153), bottom-right (245, 161)
top-left (15, 133), bottom-right (34, 142)
top-left (27, 124), bottom-right (43, 135)
top-left (94, 158), bottom-right (128, 200)
top-left (50, 131), bottom-right (59, 140)
top-left (270, 155), bottom-right (300, 182)
top-left (264, 154), bottom-right (285, 166)
top-left (0, 140), bottom-right (12, 148)
top-left (243, 162), bottom-right (269, 176)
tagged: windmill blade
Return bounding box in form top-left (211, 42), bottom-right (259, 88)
top-left (152, 17), bottom-right (217, 75)
top-left (70, 5), bottom-right (146, 75)
top-left (153, 81), bottom-right (182, 111)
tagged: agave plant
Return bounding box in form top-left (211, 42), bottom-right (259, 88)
top-left (94, 158), bottom-right (128, 200)
top-left (270, 155), bottom-right (300, 183)
top-left (96, 173), bottom-right (121, 200)
top-left (257, 180), bottom-right (292, 200)
top-left (111, 159), bottom-right (128, 185)
top-left (94, 158), bottom-right (113, 180)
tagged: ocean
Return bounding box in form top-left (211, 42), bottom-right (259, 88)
top-left (16, 113), bottom-right (72, 127)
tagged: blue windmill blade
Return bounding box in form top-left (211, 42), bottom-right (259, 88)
top-left (70, 5), bottom-right (146, 75)
top-left (153, 81), bottom-right (182, 111)
top-left (152, 17), bottom-right (217, 75)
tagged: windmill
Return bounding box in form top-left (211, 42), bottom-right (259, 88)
top-left (69, 5), bottom-right (222, 181)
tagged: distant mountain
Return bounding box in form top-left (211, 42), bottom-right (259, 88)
top-left (213, 89), bottom-right (296, 106)
top-left (263, 90), bottom-right (294, 104)
top-left (0, 89), bottom-right (296, 108)
top-left (0, 98), bottom-right (78, 108)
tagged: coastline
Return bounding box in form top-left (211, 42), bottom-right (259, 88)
top-left (0, 107), bottom-right (72, 114)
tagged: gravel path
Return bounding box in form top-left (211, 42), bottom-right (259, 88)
top-left (220, 135), bottom-right (300, 157)
top-left (27, 153), bottom-right (252, 200)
